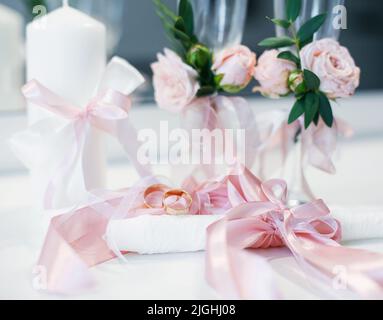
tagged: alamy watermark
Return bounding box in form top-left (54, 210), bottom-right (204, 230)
top-left (333, 5), bottom-right (348, 30)
top-left (137, 121), bottom-right (246, 167)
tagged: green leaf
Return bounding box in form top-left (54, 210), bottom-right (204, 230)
top-left (267, 17), bottom-right (291, 29)
top-left (197, 86), bottom-right (216, 97)
top-left (299, 35), bottom-right (313, 49)
top-left (178, 0), bottom-right (194, 36)
top-left (318, 92), bottom-right (334, 127)
top-left (153, 0), bottom-right (177, 22)
top-left (172, 27), bottom-right (192, 49)
top-left (288, 98), bottom-right (305, 124)
top-left (313, 110), bottom-right (320, 126)
top-left (304, 92), bottom-right (320, 129)
top-left (286, 0), bottom-right (302, 22)
top-left (258, 37), bottom-right (296, 49)
top-left (295, 82), bottom-right (307, 95)
top-left (303, 69), bottom-right (321, 91)
top-left (214, 74), bottom-right (225, 86)
top-left (297, 13), bottom-right (327, 44)
top-left (278, 51), bottom-right (300, 66)
top-left (174, 17), bottom-right (187, 33)
top-left (221, 84), bottom-right (244, 94)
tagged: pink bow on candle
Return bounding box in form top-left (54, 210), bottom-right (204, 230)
top-left (206, 172), bottom-right (383, 300)
top-left (11, 58), bottom-right (151, 210)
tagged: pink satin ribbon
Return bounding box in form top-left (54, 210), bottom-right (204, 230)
top-left (206, 169), bottom-right (383, 299)
top-left (36, 167), bottom-right (244, 294)
top-left (37, 164), bottom-right (272, 293)
top-left (36, 164), bottom-right (383, 298)
top-left (22, 80), bottom-right (151, 209)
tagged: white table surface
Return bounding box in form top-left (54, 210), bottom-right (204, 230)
top-left (1, 94), bottom-right (383, 300)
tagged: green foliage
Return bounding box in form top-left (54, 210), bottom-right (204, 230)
top-left (153, 0), bottom-right (222, 97)
top-left (178, 0), bottom-right (194, 37)
top-left (287, 90), bottom-right (334, 129)
top-left (303, 69), bottom-right (321, 91)
top-left (196, 86), bottom-right (216, 97)
top-left (258, 0), bottom-right (333, 129)
top-left (304, 92), bottom-right (320, 129)
top-left (258, 37), bottom-right (296, 49)
top-left (286, 0), bottom-right (302, 22)
top-left (278, 51), bottom-right (300, 67)
top-left (288, 99), bottom-right (305, 124)
top-left (297, 14), bottom-right (327, 48)
top-left (318, 92), bottom-right (334, 127)
top-left (267, 17), bottom-right (291, 29)
top-left (187, 44), bottom-right (212, 71)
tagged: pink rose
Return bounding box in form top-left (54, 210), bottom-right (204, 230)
top-left (253, 49), bottom-right (296, 98)
top-left (212, 45), bottom-right (256, 92)
top-left (151, 48), bottom-right (200, 112)
top-left (300, 38), bottom-right (360, 99)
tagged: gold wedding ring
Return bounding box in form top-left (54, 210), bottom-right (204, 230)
top-left (143, 184), bottom-right (169, 209)
top-left (162, 189), bottom-right (193, 215)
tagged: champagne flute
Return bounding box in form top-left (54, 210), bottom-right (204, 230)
top-left (188, 0), bottom-right (248, 51)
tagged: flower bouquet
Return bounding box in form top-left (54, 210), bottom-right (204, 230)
top-left (152, 0), bottom-right (258, 178)
top-left (253, 0), bottom-right (360, 200)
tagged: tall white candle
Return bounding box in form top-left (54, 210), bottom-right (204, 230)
top-left (0, 4), bottom-right (23, 111)
top-left (26, 1), bottom-right (107, 208)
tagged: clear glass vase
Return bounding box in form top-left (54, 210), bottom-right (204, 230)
top-left (188, 0), bottom-right (248, 51)
top-left (273, 0), bottom-right (345, 41)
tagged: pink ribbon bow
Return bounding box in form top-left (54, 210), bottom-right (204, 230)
top-left (206, 172), bottom-right (383, 299)
top-left (17, 79), bottom-right (151, 210)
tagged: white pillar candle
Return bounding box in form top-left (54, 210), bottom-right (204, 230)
top-left (26, 1), bottom-right (107, 208)
top-left (0, 4), bottom-right (23, 111)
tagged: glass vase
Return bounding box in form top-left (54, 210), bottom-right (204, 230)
top-left (188, 0), bottom-right (248, 51)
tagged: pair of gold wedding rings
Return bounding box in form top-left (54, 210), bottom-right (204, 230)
top-left (143, 184), bottom-right (192, 215)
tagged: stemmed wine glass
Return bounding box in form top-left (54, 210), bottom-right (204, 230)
top-left (188, 0), bottom-right (248, 51)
